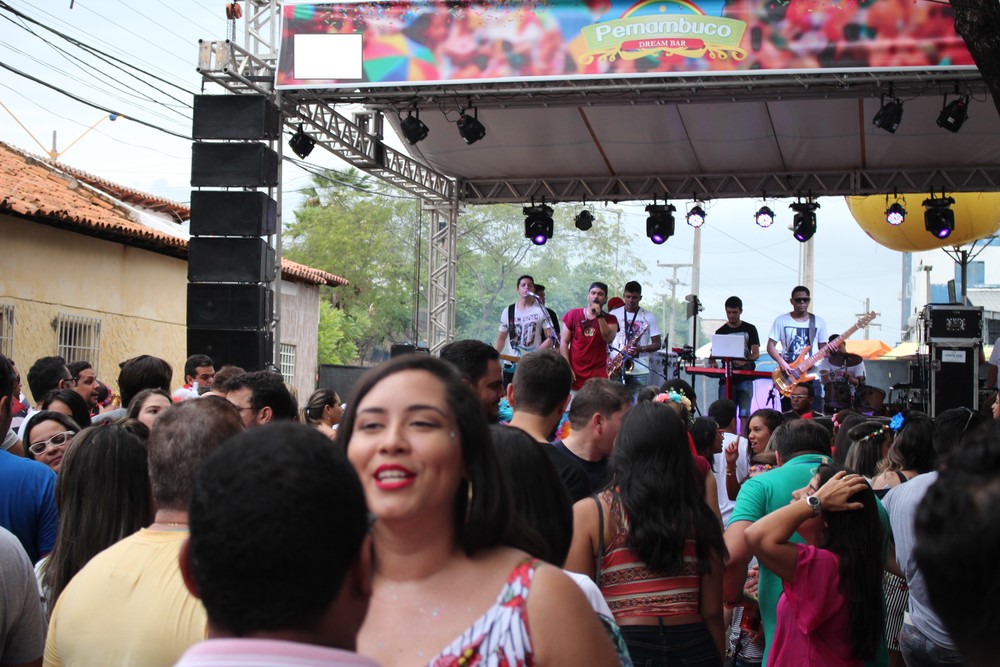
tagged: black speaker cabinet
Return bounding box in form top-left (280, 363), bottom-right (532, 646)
top-left (188, 237), bottom-right (275, 283)
top-left (189, 191), bottom-right (277, 237)
top-left (925, 304), bottom-right (983, 341)
top-left (188, 328), bottom-right (273, 372)
top-left (192, 95), bottom-right (280, 140)
top-left (191, 143), bottom-right (279, 188)
top-left (930, 343), bottom-right (979, 416)
top-left (187, 284), bottom-right (272, 330)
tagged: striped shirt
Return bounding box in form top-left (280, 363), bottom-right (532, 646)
top-left (598, 492), bottom-right (701, 621)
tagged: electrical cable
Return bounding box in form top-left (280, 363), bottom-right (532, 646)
top-left (2, 11), bottom-right (192, 113)
top-left (0, 60), bottom-right (191, 139)
top-left (0, 1), bottom-right (196, 96)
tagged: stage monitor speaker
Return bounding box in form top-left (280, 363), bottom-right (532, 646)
top-left (192, 95), bottom-right (280, 140)
top-left (190, 142), bottom-right (279, 188)
top-left (187, 284), bottom-right (272, 330)
top-left (929, 343), bottom-right (978, 416)
top-left (189, 191), bottom-right (277, 237)
top-left (390, 344), bottom-right (430, 358)
top-left (188, 328), bottom-right (273, 372)
top-left (188, 237), bottom-right (275, 283)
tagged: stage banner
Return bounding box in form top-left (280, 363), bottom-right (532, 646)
top-left (275, 0), bottom-right (974, 90)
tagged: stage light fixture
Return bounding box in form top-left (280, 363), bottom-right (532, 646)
top-left (645, 203), bottom-right (676, 244)
top-left (872, 95), bottom-right (904, 134)
top-left (400, 110), bottom-right (429, 145)
top-left (754, 205), bottom-right (775, 228)
top-left (523, 204), bottom-right (554, 245)
top-left (575, 209), bottom-right (594, 231)
top-left (457, 108), bottom-right (486, 145)
top-left (885, 201), bottom-right (906, 226)
top-left (288, 124), bottom-right (315, 159)
top-left (923, 195), bottom-right (955, 239)
top-left (937, 95), bottom-right (969, 133)
top-left (789, 201), bottom-right (820, 242)
top-left (686, 204), bottom-right (706, 228)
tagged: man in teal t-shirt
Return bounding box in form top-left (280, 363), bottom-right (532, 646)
top-left (724, 419), bottom-right (889, 667)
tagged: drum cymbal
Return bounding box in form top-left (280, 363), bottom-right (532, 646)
top-left (829, 353), bottom-right (864, 367)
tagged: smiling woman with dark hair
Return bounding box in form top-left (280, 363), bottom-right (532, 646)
top-left (338, 354), bottom-right (619, 667)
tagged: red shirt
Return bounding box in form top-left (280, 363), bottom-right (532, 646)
top-left (562, 308), bottom-right (618, 390)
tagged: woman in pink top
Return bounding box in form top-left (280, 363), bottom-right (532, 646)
top-left (745, 465), bottom-right (884, 667)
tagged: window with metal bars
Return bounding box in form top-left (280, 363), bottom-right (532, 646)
top-left (0, 304), bottom-right (13, 359)
top-left (55, 314), bottom-right (101, 368)
top-left (279, 343), bottom-right (296, 384)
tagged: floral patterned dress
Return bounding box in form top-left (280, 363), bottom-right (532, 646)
top-left (428, 559), bottom-right (538, 667)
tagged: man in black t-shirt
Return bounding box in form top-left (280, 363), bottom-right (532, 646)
top-left (710, 296), bottom-right (760, 419)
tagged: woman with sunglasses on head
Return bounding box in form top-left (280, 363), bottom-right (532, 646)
top-left (339, 354), bottom-right (619, 667)
top-left (23, 411), bottom-right (80, 474)
top-left (745, 464), bottom-right (883, 667)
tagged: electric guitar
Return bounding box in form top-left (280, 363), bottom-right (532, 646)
top-left (772, 312), bottom-right (877, 397)
top-left (499, 342), bottom-right (528, 372)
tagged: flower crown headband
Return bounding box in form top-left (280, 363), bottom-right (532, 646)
top-left (654, 390), bottom-right (692, 411)
top-left (857, 424), bottom-right (890, 445)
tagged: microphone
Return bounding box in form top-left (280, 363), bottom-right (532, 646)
top-left (524, 290), bottom-right (539, 299)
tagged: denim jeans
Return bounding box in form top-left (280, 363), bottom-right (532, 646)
top-left (718, 379), bottom-right (753, 418)
top-left (621, 622), bottom-right (723, 667)
top-left (899, 623), bottom-right (965, 667)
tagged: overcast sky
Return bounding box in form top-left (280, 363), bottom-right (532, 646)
top-left (2, 0), bottom-right (997, 348)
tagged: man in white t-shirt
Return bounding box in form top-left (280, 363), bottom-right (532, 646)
top-left (494, 274), bottom-right (554, 386)
top-left (608, 281), bottom-right (661, 398)
top-left (767, 285), bottom-right (828, 413)
top-left (707, 399), bottom-right (749, 525)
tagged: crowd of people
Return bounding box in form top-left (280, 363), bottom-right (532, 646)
top-left (0, 278), bottom-right (997, 667)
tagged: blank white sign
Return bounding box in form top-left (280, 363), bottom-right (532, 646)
top-left (293, 33), bottom-right (363, 80)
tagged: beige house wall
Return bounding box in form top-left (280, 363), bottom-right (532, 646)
top-left (1, 214), bottom-right (321, 406)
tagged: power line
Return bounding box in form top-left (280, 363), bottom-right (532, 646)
top-left (2, 0), bottom-right (196, 95)
top-left (0, 80), bottom-right (189, 158)
top-left (0, 60), bottom-right (191, 139)
top-left (1, 11), bottom-right (193, 113)
top-left (69, 0), bottom-right (195, 68)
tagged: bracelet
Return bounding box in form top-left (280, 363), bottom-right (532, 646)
top-left (723, 592), bottom-right (745, 609)
top-left (726, 469), bottom-right (736, 475)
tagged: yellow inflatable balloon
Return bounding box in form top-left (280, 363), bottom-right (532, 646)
top-left (846, 192), bottom-right (1000, 251)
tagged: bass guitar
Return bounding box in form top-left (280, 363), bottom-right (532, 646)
top-left (772, 312), bottom-right (877, 396)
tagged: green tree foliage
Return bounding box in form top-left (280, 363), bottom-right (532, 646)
top-left (287, 169), bottom-right (686, 365)
top-left (284, 168), bottom-right (423, 362)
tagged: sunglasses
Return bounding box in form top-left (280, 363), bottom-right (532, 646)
top-left (793, 297), bottom-right (811, 303)
top-left (28, 430), bottom-right (75, 456)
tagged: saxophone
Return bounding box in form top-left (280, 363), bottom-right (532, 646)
top-left (607, 320), bottom-right (649, 377)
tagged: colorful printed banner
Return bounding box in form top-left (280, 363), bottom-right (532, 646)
top-left (275, 0), bottom-right (974, 89)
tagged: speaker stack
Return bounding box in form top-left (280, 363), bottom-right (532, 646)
top-left (188, 95), bottom-right (280, 371)
top-left (924, 304), bottom-right (983, 416)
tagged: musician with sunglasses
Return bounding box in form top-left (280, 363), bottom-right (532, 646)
top-left (767, 286), bottom-right (827, 413)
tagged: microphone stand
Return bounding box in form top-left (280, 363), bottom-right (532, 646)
top-left (526, 292), bottom-right (559, 348)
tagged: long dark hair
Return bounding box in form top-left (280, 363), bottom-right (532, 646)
top-left (689, 417), bottom-right (719, 470)
top-left (610, 401), bottom-right (726, 574)
top-left (881, 410), bottom-right (935, 474)
top-left (41, 389), bottom-right (92, 428)
top-left (816, 463), bottom-right (884, 661)
top-left (337, 354), bottom-right (511, 556)
top-left (41, 424), bottom-right (153, 611)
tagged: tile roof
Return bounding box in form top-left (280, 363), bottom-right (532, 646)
top-left (0, 141), bottom-right (348, 287)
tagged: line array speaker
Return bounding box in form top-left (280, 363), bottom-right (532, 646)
top-left (188, 237), bottom-right (275, 283)
top-left (187, 328), bottom-right (273, 372)
top-left (189, 190), bottom-right (277, 237)
top-left (187, 283), bottom-right (272, 330)
top-left (192, 95), bottom-right (280, 140)
top-left (191, 142), bottom-right (279, 188)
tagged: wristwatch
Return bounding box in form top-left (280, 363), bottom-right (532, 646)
top-left (805, 494), bottom-right (821, 516)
